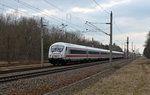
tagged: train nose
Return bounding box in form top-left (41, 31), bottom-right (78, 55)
top-left (52, 54), bottom-right (62, 59)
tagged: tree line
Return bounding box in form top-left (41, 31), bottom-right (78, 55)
top-left (0, 15), bottom-right (122, 63)
top-left (143, 31), bottom-right (150, 58)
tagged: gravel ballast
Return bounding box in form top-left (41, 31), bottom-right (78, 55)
top-left (0, 59), bottom-right (131, 95)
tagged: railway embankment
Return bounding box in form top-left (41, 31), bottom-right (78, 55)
top-left (0, 62), bottom-right (51, 73)
top-left (0, 59), bottom-right (131, 95)
top-left (74, 57), bottom-right (150, 95)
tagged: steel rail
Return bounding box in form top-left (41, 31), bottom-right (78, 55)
top-left (0, 59), bottom-right (129, 83)
top-left (0, 60), bottom-right (109, 83)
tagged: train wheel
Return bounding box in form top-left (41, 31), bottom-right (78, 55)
top-left (61, 62), bottom-right (66, 66)
top-left (88, 59), bottom-right (91, 63)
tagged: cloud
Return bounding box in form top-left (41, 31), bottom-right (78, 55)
top-left (5, 8), bottom-right (57, 16)
top-left (115, 17), bottom-right (134, 26)
top-left (70, 0), bottom-right (132, 14)
top-left (70, 7), bottom-right (96, 13)
top-left (6, 9), bottom-right (58, 17)
top-left (5, 9), bottom-right (19, 15)
top-left (84, 31), bottom-right (147, 54)
top-left (96, 0), bottom-right (132, 10)
top-left (114, 32), bottom-right (147, 44)
top-left (31, 9), bottom-right (56, 16)
top-left (5, 8), bottom-right (29, 17)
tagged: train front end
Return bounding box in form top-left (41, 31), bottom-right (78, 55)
top-left (48, 43), bottom-right (66, 65)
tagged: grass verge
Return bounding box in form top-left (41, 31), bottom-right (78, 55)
top-left (75, 57), bottom-right (150, 95)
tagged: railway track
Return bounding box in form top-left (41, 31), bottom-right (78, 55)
top-left (0, 59), bottom-right (122, 75)
top-left (45, 59), bottom-right (133, 95)
top-left (0, 65), bottom-right (52, 74)
top-left (0, 59), bottom-right (130, 83)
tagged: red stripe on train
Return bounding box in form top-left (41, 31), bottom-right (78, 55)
top-left (65, 55), bottom-right (107, 57)
top-left (66, 55), bottom-right (87, 57)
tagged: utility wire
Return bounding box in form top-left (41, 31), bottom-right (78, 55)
top-left (1, 1), bottom-right (63, 27)
top-left (86, 22), bottom-right (109, 36)
top-left (113, 20), bottom-right (125, 35)
top-left (90, 23), bottom-right (110, 35)
top-left (2, 0), bottom-right (88, 31)
top-left (16, 0), bottom-right (86, 31)
top-left (44, 0), bottom-right (64, 12)
top-left (43, 0), bottom-right (88, 31)
top-left (14, 0), bottom-right (66, 23)
top-left (14, 0), bottom-right (82, 30)
top-left (0, 3), bottom-right (25, 14)
top-left (92, 0), bottom-right (110, 14)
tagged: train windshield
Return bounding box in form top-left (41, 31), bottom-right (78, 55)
top-left (51, 45), bottom-right (64, 52)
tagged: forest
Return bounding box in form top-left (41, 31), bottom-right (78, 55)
top-left (0, 15), bottom-right (122, 63)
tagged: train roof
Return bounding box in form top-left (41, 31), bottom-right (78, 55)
top-left (51, 42), bottom-right (123, 54)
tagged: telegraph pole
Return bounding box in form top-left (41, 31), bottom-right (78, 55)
top-left (85, 11), bottom-right (113, 67)
top-left (92, 37), bottom-right (94, 47)
top-left (109, 11), bottom-right (113, 67)
top-left (132, 42), bottom-right (133, 59)
top-left (127, 37), bottom-right (129, 58)
top-left (106, 11), bottom-right (113, 67)
top-left (134, 45), bottom-right (136, 58)
top-left (41, 17), bottom-right (44, 67)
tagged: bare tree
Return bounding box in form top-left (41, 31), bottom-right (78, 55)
top-left (144, 31), bottom-right (150, 58)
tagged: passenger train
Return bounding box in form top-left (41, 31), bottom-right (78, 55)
top-left (48, 42), bottom-right (124, 65)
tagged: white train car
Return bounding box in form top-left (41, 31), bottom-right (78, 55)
top-left (48, 42), bottom-right (124, 65)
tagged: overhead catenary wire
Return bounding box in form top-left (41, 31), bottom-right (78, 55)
top-left (10, 0), bottom-right (62, 25)
top-left (43, 0), bottom-right (64, 12)
top-left (86, 22), bottom-right (110, 36)
top-left (13, 0), bottom-right (65, 22)
top-left (113, 19), bottom-right (127, 43)
top-left (113, 20), bottom-right (125, 35)
top-left (91, 24), bottom-right (110, 36)
top-left (0, 1), bottom-right (67, 30)
top-left (1, 0), bottom-right (106, 32)
top-left (43, 0), bottom-right (86, 22)
top-left (43, 0), bottom-right (88, 31)
top-left (0, 2), bottom-right (26, 14)
top-left (92, 0), bottom-right (110, 14)
top-left (113, 19), bottom-right (127, 51)
top-left (13, 0), bottom-right (82, 31)
top-left (16, 0), bottom-right (86, 31)
top-left (43, 0), bottom-right (92, 30)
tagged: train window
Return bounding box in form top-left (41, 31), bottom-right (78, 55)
top-left (101, 52), bottom-right (106, 54)
top-left (115, 53), bottom-right (118, 55)
top-left (101, 52), bottom-right (104, 54)
top-left (101, 52), bottom-right (109, 55)
top-left (70, 50), bottom-right (86, 54)
top-left (51, 45), bottom-right (64, 52)
top-left (88, 51), bottom-right (99, 54)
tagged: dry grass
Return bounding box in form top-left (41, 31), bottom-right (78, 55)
top-left (75, 57), bottom-right (150, 95)
top-left (0, 63), bottom-right (50, 71)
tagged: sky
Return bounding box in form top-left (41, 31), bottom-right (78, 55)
top-left (0, 0), bottom-right (150, 54)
